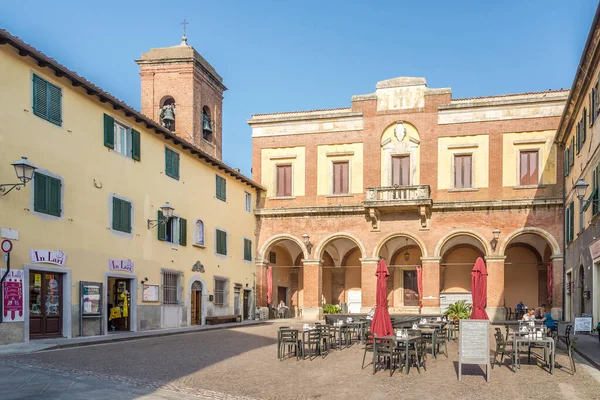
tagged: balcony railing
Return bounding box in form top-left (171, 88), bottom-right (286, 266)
top-left (365, 185), bottom-right (431, 202)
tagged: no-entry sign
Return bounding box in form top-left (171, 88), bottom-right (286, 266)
top-left (1, 239), bottom-right (12, 253)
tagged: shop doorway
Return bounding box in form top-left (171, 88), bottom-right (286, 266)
top-left (191, 281), bottom-right (202, 325)
top-left (29, 271), bottom-right (63, 339)
top-left (403, 270), bottom-right (419, 306)
top-left (243, 289), bottom-right (251, 320)
top-left (579, 265), bottom-right (585, 317)
top-left (107, 277), bottom-right (131, 332)
top-left (277, 286), bottom-right (288, 305)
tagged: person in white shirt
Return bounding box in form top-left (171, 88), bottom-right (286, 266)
top-left (521, 308), bottom-right (536, 321)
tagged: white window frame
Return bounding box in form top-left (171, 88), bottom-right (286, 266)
top-left (114, 120), bottom-right (133, 158)
top-left (245, 192), bottom-right (252, 212)
top-left (165, 215), bottom-right (180, 244)
top-left (195, 219), bottom-right (205, 247)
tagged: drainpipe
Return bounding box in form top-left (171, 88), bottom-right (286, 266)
top-left (562, 142), bottom-right (566, 322)
top-left (0, 252), bottom-right (11, 323)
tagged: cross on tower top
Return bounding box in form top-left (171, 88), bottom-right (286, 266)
top-left (180, 19), bottom-right (189, 45)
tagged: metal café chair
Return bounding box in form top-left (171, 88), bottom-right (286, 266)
top-left (373, 338), bottom-right (400, 376)
top-left (279, 329), bottom-right (301, 361)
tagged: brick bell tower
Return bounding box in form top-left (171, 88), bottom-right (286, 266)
top-left (136, 33), bottom-right (227, 160)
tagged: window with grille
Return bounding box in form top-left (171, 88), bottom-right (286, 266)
top-left (214, 278), bottom-right (228, 306)
top-left (32, 74), bottom-right (62, 126)
top-left (162, 270), bottom-right (182, 305)
top-left (454, 154), bottom-right (472, 189)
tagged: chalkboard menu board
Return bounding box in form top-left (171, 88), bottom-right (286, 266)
top-left (574, 317), bottom-right (592, 333)
top-left (458, 319), bottom-right (490, 382)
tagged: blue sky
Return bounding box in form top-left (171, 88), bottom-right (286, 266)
top-left (1, 1), bottom-right (597, 175)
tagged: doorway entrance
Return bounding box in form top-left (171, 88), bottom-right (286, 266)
top-left (403, 270), bottom-right (419, 306)
top-left (277, 286), bottom-right (287, 306)
top-left (579, 265), bottom-right (585, 317)
top-left (191, 281), bottom-right (202, 325)
top-left (107, 277), bottom-right (131, 332)
top-left (243, 289), bottom-right (251, 320)
top-left (566, 269), bottom-right (572, 321)
top-left (29, 271), bottom-right (63, 339)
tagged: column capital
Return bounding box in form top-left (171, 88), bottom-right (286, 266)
top-left (550, 255), bottom-right (564, 261)
top-left (359, 257), bottom-right (380, 264)
top-left (301, 259), bottom-right (323, 266)
top-left (255, 259), bottom-right (269, 267)
top-left (420, 257), bottom-right (441, 263)
top-left (485, 255), bottom-right (506, 262)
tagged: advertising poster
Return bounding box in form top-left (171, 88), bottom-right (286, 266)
top-left (82, 284), bottom-right (101, 315)
top-left (1, 269), bottom-right (24, 322)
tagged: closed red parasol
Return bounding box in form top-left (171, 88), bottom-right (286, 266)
top-left (370, 259), bottom-right (394, 337)
top-left (470, 257), bottom-right (489, 320)
top-left (267, 266), bottom-right (273, 305)
top-left (416, 265), bottom-right (423, 308)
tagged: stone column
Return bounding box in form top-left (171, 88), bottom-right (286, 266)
top-left (551, 256), bottom-right (564, 320)
top-left (421, 257), bottom-right (441, 314)
top-left (360, 258), bottom-right (379, 313)
top-left (302, 259), bottom-right (323, 320)
top-left (255, 259), bottom-right (268, 308)
top-left (485, 256), bottom-right (506, 321)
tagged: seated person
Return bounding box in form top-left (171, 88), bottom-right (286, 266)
top-left (540, 308), bottom-right (557, 334)
top-left (521, 308), bottom-right (536, 321)
top-left (534, 304), bottom-right (546, 319)
top-left (516, 301), bottom-right (525, 310)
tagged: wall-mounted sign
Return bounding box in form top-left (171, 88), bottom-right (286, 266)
top-left (590, 238), bottom-right (600, 261)
top-left (1, 269), bottom-right (24, 322)
top-left (192, 261), bottom-right (204, 273)
top-left (30, 249), bottom-right (66, 266)
top-left (81, 282), bottom-right (102, 315)
top-left (142, 284), bottom-right (159, 302)
top-left (574, 317), bottom-right (592, 333)
top-left (108, 259), bottom-right (134, 273)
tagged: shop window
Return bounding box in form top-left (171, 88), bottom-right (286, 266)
top-left (454, 154), bottom-right (472, 189)
top-left (32, 74), bottom-right (62, 126)
top-left (244, 238), bottom-right (252, 261)
top-left (195, 220), bottom-right (205, 246)
top-left (162, 270), bottom-right (182, 305)
top-left (276, 164), bottom-right (292, 197)
top-left (34, 172), bottom-right (61, 217)
top-left (214, 278), bottom-right (228, 306)
top-left (519, 150), bottom-right (539, 186)
top-left (332, 161), bottom-right (349, 195)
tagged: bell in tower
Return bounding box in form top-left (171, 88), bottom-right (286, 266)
top-left (136, 27), bottom-right (227, 160)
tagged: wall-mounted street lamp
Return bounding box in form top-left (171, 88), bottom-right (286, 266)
top-left (147, 202), bottom-right (175, 229)
top-left (491, 228), bottom-right (501, 251)
top-left (302, 233), bottom-right (313, 255)
top-left (575, 178), bottom-right (589, 201)
top-left (0, 157), bottom-right (37, 196)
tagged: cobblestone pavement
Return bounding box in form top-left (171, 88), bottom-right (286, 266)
top-left (2, 322), bottom-right (600, 400)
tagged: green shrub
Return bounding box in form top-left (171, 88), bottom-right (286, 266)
top-left (444, 300), bottom-right (472, 321)
top-left (323, 304), bottom-right (342, 314)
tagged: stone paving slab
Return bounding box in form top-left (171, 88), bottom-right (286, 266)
top-left (0, 320), bottom-right (265, 355)
top-left (570, 333), bottom-right (600, 369)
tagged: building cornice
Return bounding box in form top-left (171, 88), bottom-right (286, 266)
top-left (248, 110), bottom-right (362, 126)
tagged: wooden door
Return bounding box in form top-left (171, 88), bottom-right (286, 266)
top-left (403, 270), bottom-right (419, 306)
top-left (392, 155), bottom-right (410, 186)
top-left (191, 290), bottom-right (202, 325)
top-left (29, 271), bottom-right (62, 338)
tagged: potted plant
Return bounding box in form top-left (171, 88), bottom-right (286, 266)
top-left (444, 300), bottom-right (472, 323)
top-left (323, 304), bottom-right (342, 314)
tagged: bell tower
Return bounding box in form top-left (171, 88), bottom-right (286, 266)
top-left (136, 34), bottom-right (227, 160)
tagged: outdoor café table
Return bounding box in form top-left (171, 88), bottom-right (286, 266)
top-left (379, 335), bottom-right (421, 375)
top-left (419, 328), bottom-right (438, 358)
top-left (512, 333), bottom-right (555, 375)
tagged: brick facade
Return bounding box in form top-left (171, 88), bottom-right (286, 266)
top-left (251, 77), bottom-right (568, 321)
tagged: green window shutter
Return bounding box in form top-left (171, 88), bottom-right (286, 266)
top-left (583, 110), bottom-right (587, 143)
top-left (165, 148), bottom-right (179, 179)
top-left (564, 148), bottom-right (569, 177)
top-left (48, 82), bottom-right (62, 125)
top-left (174, 152), bottom-right (180, 179)
top-left (104, 114), bottom-right (115, 149)
top-left (590, 93), bottom-right (593, 127)
top-left (570, 138), bottom-right (575, 167)
top-left (131, 129), bottom-right (141, 161)
top-left (244, 238), bottom-right (252, 261)
top-left (48, 177), bottom-right (61, 217)
top-left (34, 172), bottom-right (48, 213)
top-left (216, 176), bottom-right (226, 201)
top-left (157, 210), bottom-right (166, 241)
top-left (165, 148), bottom-right (171, 176)
top-left (570, 202), bottom-right (575, 242)
top-left (33, 75), bottom-right (48, 119)
top-left (124, 201), bottom-right (132, 233)
top-left (223, 231), bottom-right (227, 255)
top-left (179, 218), bottom-right (187, 246)
top-left (576, 123), bottom-right (581, 154)
top-left (112, 197), bottom-right (121, 231)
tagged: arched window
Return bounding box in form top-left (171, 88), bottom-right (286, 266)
top-left (202, 106), bottom-right (212, 141)
top-left (195, 220), bottom-right (205, 246)
top-left (160, 96), bottom-right (176, 131)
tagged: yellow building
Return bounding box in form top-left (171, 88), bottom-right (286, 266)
top-left (0, 30), bottom-right (262, 344)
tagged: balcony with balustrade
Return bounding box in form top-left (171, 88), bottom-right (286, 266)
top-left (363, 185), bottom-right (432, 230)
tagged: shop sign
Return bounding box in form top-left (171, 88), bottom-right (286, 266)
top-left (590, 238), bottom-right (600, 261)
top-left (1, 269), bottom-right (24, 322)
top-left (108, 258), bottom-right (134, 273)
top-left (30, 249), bottom-right (67, 266)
